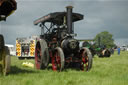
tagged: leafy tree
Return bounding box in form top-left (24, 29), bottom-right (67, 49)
top-left (94, 31), bottom-right (115, 48)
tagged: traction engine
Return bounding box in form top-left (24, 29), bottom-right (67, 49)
top-left (34, 6), bottom-right (93, 71)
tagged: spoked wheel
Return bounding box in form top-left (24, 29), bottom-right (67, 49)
top-left (104, 49), bottom-right (111, 57)
top-left (81, 47), bottom-right (93, 71)
top-left (35, 39), bottom-right (49, 69)
top-left (52, 47), bottom-right (64, 71)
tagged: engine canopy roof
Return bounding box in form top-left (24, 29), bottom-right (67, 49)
top-left (34, 12), bottom-right (84, 25)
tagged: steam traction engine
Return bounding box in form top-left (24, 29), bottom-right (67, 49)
top-left (0, 0), bottom-right (17, 75)
top-left (34, 6), bottom-right (93, 71)
top-left (82, 41), bottom-right (111, 58)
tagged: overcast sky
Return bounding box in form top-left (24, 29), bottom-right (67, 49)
top-left (0, 0), bottom-right (128, 46)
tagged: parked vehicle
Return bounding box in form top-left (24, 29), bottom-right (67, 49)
top-left (34, 6), bottom-right (93, 71)
top-left (120, 45), bottom-right (127, 51)
top-left (16, 36), bottom-right (37, 59)
top-left (5, 44), bottom-right (15, 56)
top-left (82, 41), bottom-right (111, 57)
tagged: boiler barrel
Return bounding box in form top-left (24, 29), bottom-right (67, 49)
top-left (61, 38), bottom-right (79, 53)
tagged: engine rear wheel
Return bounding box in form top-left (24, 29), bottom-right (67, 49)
top-left (104, 49), bottom-right (111, 57)
top-left (35, 39), bottom-right (49, 69)
top-left (52, 47), bottom-right (64, 71)
top-left (81, 47), bottom-right (93, 71)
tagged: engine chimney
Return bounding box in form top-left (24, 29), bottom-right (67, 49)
top-left (66, 6), bottom-right (73, 34)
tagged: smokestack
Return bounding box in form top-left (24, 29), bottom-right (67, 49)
top-left (98, 37), bottom-right (101, 47)
top-left (66, 6), bottom-right (73, 34)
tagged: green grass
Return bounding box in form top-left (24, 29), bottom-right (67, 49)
top-left (0, 51), bottom-right (128, 85)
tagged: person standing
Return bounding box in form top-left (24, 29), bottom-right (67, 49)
top-left (118, 47), bottom-right (120, 55)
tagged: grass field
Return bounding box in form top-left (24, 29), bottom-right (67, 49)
top-left (0, 51), bottom-right (128, 85)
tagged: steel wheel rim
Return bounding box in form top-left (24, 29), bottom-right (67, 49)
top-left (52, 50), bottom-right (61, 71)
top-left (52, 47), bottom-right (64, 71)
top-left (35, 42), bottom-right (42, 69)
top-left (81, 50), bottom-right (89, 71)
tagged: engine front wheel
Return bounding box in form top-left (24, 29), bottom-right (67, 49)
top-left (52, 47), bottom-right (65, 71)
top-left (81, 47), bottom-right (93, 71)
